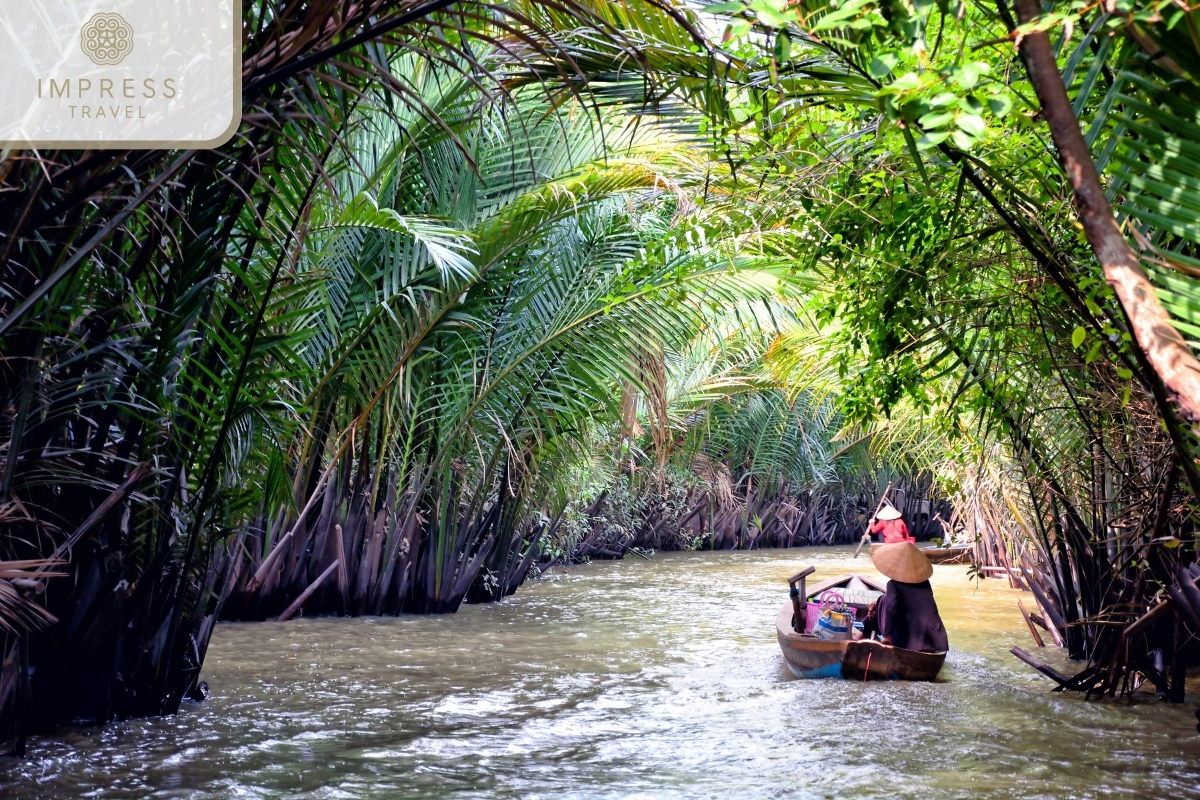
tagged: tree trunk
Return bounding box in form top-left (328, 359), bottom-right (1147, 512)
top-left (1013, 0), bottom-right (1200, 421)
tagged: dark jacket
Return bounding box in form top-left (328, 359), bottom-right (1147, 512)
top-left (881, 579), bottom-right (948, 653)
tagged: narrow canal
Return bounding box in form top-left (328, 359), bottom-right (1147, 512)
top-left (5, 548), bottom-right (1199, 798)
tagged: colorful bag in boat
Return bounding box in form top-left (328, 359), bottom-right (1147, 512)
top-left (815, 591), bottom-right (855, 641)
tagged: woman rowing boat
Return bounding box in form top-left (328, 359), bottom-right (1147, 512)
top-left (869, 502), bottom-right (914, 543)
top-left (866, 542), bottom-right (948, 653)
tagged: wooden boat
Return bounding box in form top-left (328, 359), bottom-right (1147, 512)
top-left (869, 543), bottom-right (971, 564)
top-left (776, 567), bottom-right (947, 681)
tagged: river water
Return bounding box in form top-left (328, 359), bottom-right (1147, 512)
top-left (4, 547), bottom-right (1200, 798)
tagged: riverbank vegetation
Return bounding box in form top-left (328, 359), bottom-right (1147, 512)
top-left (3, 0), bottom-right (1200, 752)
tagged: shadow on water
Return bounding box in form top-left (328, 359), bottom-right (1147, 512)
top-left (3, 547), bottom-right (1199, 799)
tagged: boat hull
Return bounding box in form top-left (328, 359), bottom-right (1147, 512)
top-left (775, 603), bottom-right (848, 677)
top-left (841, 639), bottom-right (946, 681)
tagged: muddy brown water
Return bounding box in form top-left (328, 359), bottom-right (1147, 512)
top-left (3, 547), bottom-right (1200, 798)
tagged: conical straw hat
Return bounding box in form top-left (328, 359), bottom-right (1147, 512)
top-left (876, 503), bottom-right (902, 521)
top-left (872, 542), bottom-right (933, 583)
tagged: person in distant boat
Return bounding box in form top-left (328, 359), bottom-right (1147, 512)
top-left (869, 503), bottom-right (915, 543)
top-left (872, 542), bottom-right (948, 653)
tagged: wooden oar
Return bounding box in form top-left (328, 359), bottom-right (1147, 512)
top-left (853, 482), bottom-right (893, 558)
top-left (787, 567), bottom-right (815, 631)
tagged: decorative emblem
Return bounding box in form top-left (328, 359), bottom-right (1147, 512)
top-left (80, 13), bottom-right (134, 66)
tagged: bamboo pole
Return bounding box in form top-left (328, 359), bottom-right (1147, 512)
top-left (1017, 599), bottom-right (1046, 647)
top-left (1011, 646), bottom-right (1071, 686)
top-left (277, 560), bottom-right (339, 623)
top-left (854, 482), bottom-right (892, 558)
top-left (245, 531), bottom-right (292, 593)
